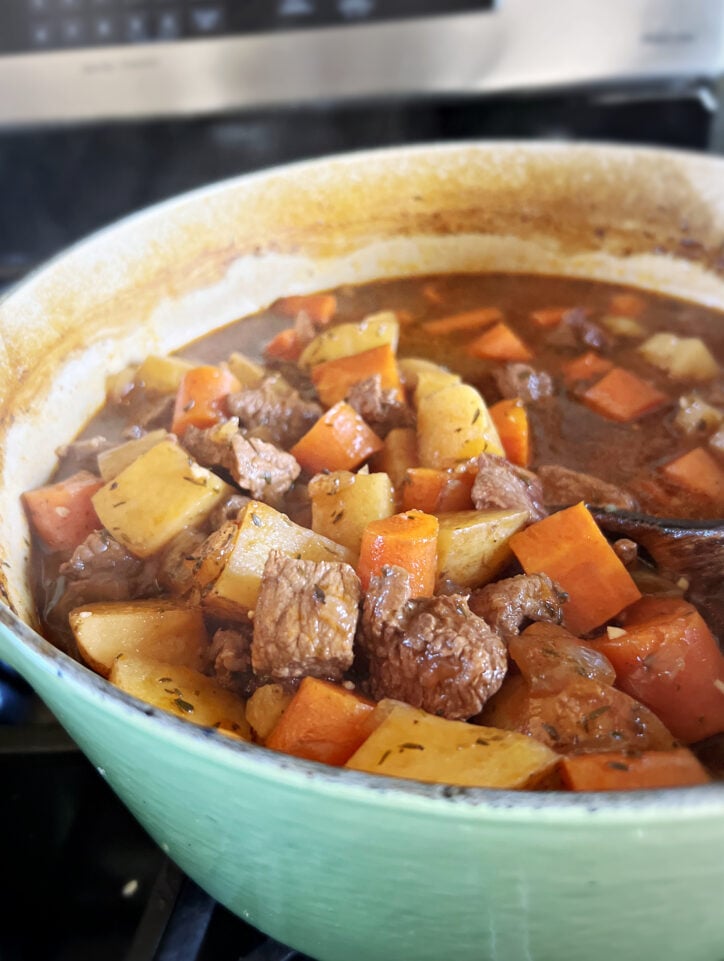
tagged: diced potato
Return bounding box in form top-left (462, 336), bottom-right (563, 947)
top-left (97, 429), bottom-right (170, 482)
top-left (309, 470), bottom-right (395, 556)
top-left (370, 427), bottom-right (418, 494)
top-left (413, 368), bottom-right (462, 406)
top-left (600, 314), bottom-right (645, 338)
top-left (345, 700), bottom-right (559, 788)
top-left (674, 393), bottom-right (723, 436)
top-left (398, 357), bottom-right (459, 395)
top-left (110, 654), bottom-right (250, 739)
top-left (69, 598), bottom-right (208, 677)
top-left (134, 354), bottom-right (195, 394)
top-left (298, 311), bottom-right (399, 369)
top-left (203, 500), bottom-right (356, 619)
top-left (436, 509), bottom-right (529, 589)
top-left (246, 683), bottom-right (295, 742)
top-left (638, 332), bottom-right (719, 381)
top-left (417, 383), bottom-right (504, 468)
top-left (92, 439), bottom-right (232, 558)
top-left (226, 351), bottom-right (265, 388)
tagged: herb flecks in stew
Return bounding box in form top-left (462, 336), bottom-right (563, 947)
top-left (22, 274), bottom-right (724, 792)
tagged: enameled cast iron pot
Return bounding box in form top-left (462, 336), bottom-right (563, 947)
top-left (0, 143), bottom-right (723, 961)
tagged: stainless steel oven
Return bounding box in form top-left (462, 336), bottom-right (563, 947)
top-left (1, 2), bottom-right (724, 959)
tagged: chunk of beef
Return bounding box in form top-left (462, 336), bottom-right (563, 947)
top-left (55, 436), bottom-right (113, 475)
top-left (537, 464), bottom-right (638, 511)
top-left (183, 419), bottom-right (300, 506)
top-left (227, 376), bottom-right (322, 449)
top-left (471, 453), bottom-right (547, 522)
top-left (345, 375), bottom-right (416, 437)
top-left (468, 573), bottom-right (567, 640)
top-left (51, 530), bottom-right (161, 633)
top-left (547, 307), bottom-right (611, 352)
top-left (157, 527), bottom-right (208, 596)
top-left (481, 673), bottom-right (677, 755)
top-left (493, 364), bottom-right (554, 403)
top-left (205, 625), bottom-right (254, 695)
top-left (251, 550), bottom-right (361, 681)
top-left (359, 565), bottom-right (507, 720)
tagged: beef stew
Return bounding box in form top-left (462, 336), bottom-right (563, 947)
top-left (22, 272), bottom-right (724, 791)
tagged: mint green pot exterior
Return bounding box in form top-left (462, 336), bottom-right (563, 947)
top-left (2, 610), bottom-right (723, 961)
top-left (1, 143), bottom-right (723, 961)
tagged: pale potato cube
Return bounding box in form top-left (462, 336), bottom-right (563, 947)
top-left (227, 351), bottom-right (265, 388)
top-left (203, 500), bottom-right (355, 619)
top-left (92, 439), bottom-right (232, 558)
top-left (309, 470), bottom-right (395, 556)
top-left (639, 332), bottom-right (719, 381)
top-left (134, 354), bottom-right (195, 394)
top-left (298, 311), bottom-right (399, 369)
top-left (413, 368), bottom-right (462, 406)
top-left (436, 509), bottom-right (529, 589)
top-left (370, 427), bottom-right (418, 494)
top-left (345, 700), bottom-right (558, 788)
top-left (69, 598), bottom-right (208, 677)
top-left (600, 315), bottom-right (645, 338)
top-left (398, 357), bottom-right (460, 395)
top-left (97, 429), bottom-right (170, 482)
top-left (417, 383), bottom-right (504, 468)
top-left (110, 654), bottom-right (250, 739)
top-left (246, 683), bottom-right (294, 742)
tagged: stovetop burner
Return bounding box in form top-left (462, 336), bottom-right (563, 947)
top-left (0, 671), bottom-right (314, 961)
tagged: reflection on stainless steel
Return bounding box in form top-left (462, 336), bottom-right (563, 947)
top-left (0, 0), bottom-right (723, 124)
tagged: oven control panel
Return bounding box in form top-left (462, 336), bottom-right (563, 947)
top-left (1, 0), bottom-right (494, 52)
top-left (0, 0), bottom-right (722, 125)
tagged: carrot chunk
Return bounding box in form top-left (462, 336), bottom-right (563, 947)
top-left (171, 365), bottom-right (241, 436)
top-left (311, 344), bottom-right (403, 408)
top-left (581, 366), bottom-right (668, 422)
top-left (509, 501), bottom-right (641, 635)
top-left (562, 351), bottom-right (614, 385)
top-left (559, 748), bottom-right (710, 791)
top-left (595, 597), bottom-right (724, 743)
top-left (263, 327), bottom-right (303, 363)
top-left (265, 677), bottom-right (375, 766)
top-left (489, 398), bottom-right (531, 468)
top-left (273, 293), bottom-right (337, 326)
top-left (22, 470), bottom-right (104, 552)
top-left (422, 307), bottom-right (503, 337)
top-left (530, 307), bottom-right (568, 328)
top-left (467, 322), bottom-right (533, 363)
top-left (401, 467), bottom-right (474, 514)
top-left (659, 446), bottom-right (724, 511)
top-left (357, 510), bottom-right (439, 596)
top-left (290, 401), bottom-right (383, 474)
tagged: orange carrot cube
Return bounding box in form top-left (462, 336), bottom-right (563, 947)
top-left (467, 322), bottom-right (533, 363)
top-left (357, 510), bottom-right (439, 596)
top-left (265, 677), bottom-right (375, 766)
top-left (659, 446), bottom-right (724, 511)
top-left (581, 366), bottom-right (668, 422)
top-left (422, 307), bottom-right (503, 337)
top-left (489, 398), bottom-right (531, 468)
top-left (290, 401), bottom-right (383, 474)
top-left (22, 470), bottom-right (104, 552)
top-left (562, 351), bottom-right (614, 385)
top-left (509, 501), bottom-right (641, 635)
top-left (311, 344), bottom-right (402, 408)
top-left (559, 748), bottom-right (710, 792)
